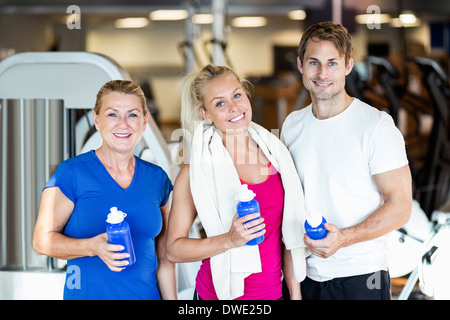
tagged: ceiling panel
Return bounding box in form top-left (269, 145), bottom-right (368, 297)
top-left (0, 0), bottom-right (448, 18)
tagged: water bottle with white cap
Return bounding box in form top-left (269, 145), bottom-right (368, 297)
top-left (106, 207), bottom-right (136, 267)
top-left (235, 184), bottom-right (264, 246)
top-left (304, 211), bottom-right (328, 240)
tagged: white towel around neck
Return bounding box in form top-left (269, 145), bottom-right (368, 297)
top-left (189, 120), bottom-right (307, 300)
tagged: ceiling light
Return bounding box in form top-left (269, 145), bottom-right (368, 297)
top-left (355, 13), bottom-right (391, 25)
top-left (193, 13), bottom-right (214, 24)
top-left (288, 10), bottom-right (306, 21)
top-left (114, 17), bottom-right (149, 29)
top-left (399, 11), bottom-right (417, 24)
top-left (390, 17), bottom-right (421, 28)
top-left (231, 16), bottom-right (267, 28)
top-left (149, 10), bottom-right (188, 21)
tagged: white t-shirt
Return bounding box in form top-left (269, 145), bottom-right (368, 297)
top-left (281, 98), bottom-right (408, 281)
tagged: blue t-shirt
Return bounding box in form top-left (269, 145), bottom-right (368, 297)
top-left (44, 150), bottom-right (173, 300)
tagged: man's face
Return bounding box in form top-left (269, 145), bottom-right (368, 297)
top-left (298, 38), bottom-right (353, 101)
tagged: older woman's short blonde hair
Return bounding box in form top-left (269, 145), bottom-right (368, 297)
top-left (94, 80), bottom-right (148, 116)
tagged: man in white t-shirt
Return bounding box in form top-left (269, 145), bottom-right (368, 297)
top-left (281, 21), bottom-right (412, 300)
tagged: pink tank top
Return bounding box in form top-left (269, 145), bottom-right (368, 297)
top-left (195, 163), bottom-right (285, 300)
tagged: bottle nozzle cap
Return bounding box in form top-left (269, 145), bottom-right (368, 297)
top-left (106, 206), bottom-right (127, 224)
top-left (307, 211), bottom-right (323, 228)
top-left (235, 184), bottom-right (256, 202)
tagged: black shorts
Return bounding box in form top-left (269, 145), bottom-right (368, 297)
top-left (301, 270), bottom-right (391, 300)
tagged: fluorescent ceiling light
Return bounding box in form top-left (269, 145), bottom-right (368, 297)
top-left (231, 16), bottom-right (267, 28)
top-left (149, 10), bottom-right (188, 21)
top-left (399, 12), bottom-right (417, 24)
top-left (193, 13), bottom-right (214, 24)
top-left (355, 13), bottom-right (391, 25)
top-left (390, 17), bottom-right (421, 28)
top-left (288, 10), bottom-right (306, 20)
top-left (114, 17), bottom-right (149, 28)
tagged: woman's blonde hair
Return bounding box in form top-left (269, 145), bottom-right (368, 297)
top-left (180, 64), bottom-right (253, 136)
top-left (94, 80), bottom-right (148, 116)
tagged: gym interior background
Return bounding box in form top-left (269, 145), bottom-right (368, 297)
top-left (0, 0), bottom-right (449, 300)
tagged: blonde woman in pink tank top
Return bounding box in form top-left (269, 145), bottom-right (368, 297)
top-left (195, 163), bottom-right (285, 300)
top-left (165, 65), bottom-right (302, 300)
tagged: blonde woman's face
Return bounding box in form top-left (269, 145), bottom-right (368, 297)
top-left (93, 92), bottom-right (148, 154)
top-left (200, 75), bottom-right (252, 135)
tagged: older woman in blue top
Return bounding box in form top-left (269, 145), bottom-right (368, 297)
top-left (33, 80), bottom-right (176, 300)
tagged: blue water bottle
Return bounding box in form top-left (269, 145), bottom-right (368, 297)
top-left (106, 207), bottom-right (136, 267)
top-left (304, 211), bottom-right (328, 240)
top-left (235, 184), bottom-right (264, 246)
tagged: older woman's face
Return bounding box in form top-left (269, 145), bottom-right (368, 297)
top-left (93, 92), bottom-right (148, 155)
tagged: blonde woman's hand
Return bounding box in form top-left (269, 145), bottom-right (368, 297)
top-left (226, 213), bottom-right (265, 248)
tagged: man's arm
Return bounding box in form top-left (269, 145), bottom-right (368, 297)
top-left (304, 164), bottom-right (412, 258)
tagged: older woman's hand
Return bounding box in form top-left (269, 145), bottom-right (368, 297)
top-left (89, 233), bottom-right (131, 272)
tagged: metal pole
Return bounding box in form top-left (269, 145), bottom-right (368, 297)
top-left (19, 99), bottom-right (27, 270)
top-left (184, 0), bottom-right (198, 74)
top-left (211, 0), bottom-right (227, 66)
top-left (332, 0), bottom-right (342, 24)
top-left (398, 267), bottom-right (419, 300)
top-left (44, 99), bottom-right (55, 271)
top-left (45, 99), bottom-right (50, 183)
top-left (1, 99), bottom-right (7, 268)
top-left (63, 105), bottom-right (69, 161)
